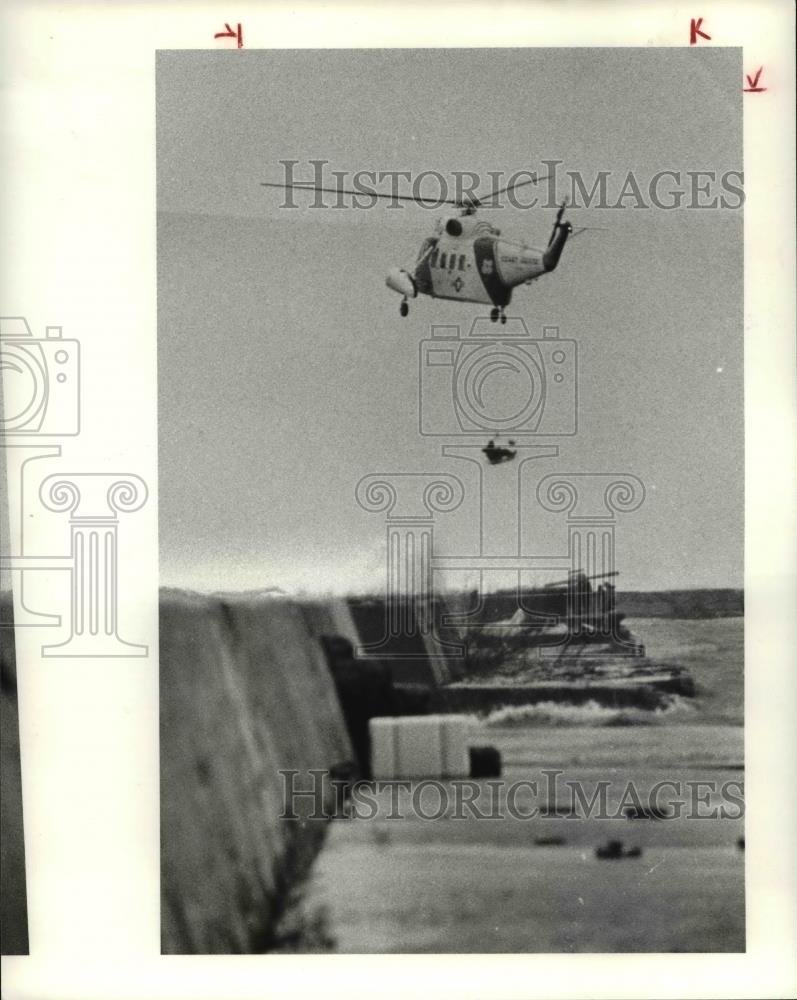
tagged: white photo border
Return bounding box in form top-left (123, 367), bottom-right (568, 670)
top-left (1, 1), bottom-right (795, 998)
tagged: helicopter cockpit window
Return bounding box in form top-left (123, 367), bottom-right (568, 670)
top-left (416, 237), bottom-right (435, 263)
top-left (439, 252), bottom-right (447, 269)
top-left (459, 255), bottom-right (466, 270)
top-left (430, 249), bottom-right (438, 268)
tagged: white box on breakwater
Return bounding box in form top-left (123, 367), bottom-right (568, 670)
top-left (369, 714), bottom-right (472, 780)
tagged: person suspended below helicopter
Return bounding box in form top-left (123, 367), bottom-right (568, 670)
top-left (482, 436), bottom-right (517, 465)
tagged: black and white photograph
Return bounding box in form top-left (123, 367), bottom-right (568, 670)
top-left (157, 48), bottom-right (746, 954)
top-left (0, 538), bottom-right (29, 956)
top-left (1, 3), bottom-right (796, 998)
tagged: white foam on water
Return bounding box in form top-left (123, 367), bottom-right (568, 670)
top-left (483, 696), bottom-right (698, 728)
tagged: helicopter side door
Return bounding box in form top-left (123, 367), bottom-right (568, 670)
top-left (428, 240), bottom-right (492, 304)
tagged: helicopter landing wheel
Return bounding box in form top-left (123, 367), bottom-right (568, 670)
top-left (400, 300), bottom-right (409, 317)
top-left (490, 307), bottom-right (499, 323)
top-left (500, 312), bottom-right (507, 325)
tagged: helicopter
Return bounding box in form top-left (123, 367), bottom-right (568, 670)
top-left (261, 172), bottom-right (598, 323)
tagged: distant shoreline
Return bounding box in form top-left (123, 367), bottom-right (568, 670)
top-left (615, 589), bottom-right (743, 618)
top-left (0, 588), bottom-right (745, 624)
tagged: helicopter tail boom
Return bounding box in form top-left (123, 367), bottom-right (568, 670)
top-left (542, 203), bottom-right (573, 272)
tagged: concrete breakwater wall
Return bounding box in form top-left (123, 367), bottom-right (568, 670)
top-left (9, 584), bottom-right (697, 953)
top-left (0, 592), bottom-right (29, 955)
top-left (346, 595), bottom-right (467, 685)
top-left (160, 588), bottom-right (469, 952)
top-left (160, 589), bottom-right (355, 954)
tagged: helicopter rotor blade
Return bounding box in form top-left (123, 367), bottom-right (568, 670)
top-left (475, 172), bottom-right (551, 207)
top-left (570, 225), bottom-right (610, 239)
top-left (260, 181), bottom-right (461, 207)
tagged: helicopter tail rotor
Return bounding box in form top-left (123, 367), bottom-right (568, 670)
top-left (543, 201), bottom-right (573, 271)
top-left (548, 201), bottom-right (568, 246)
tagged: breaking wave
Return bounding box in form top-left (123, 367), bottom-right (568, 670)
top-left (483, 696), bottom-right (698, 728)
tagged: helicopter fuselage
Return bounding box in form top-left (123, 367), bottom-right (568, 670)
top-left (260, 171), bottom-right (574, 318)
top-left (386, 211), bottom-right (572, 312)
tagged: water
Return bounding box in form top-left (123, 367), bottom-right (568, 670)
top-left (628, 616), bottom-right (744, 724)
top-left (300, 618), bottom-right (745, 952)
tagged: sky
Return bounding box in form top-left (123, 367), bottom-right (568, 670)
top-left (156, 48), bottom-right (743, 595)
